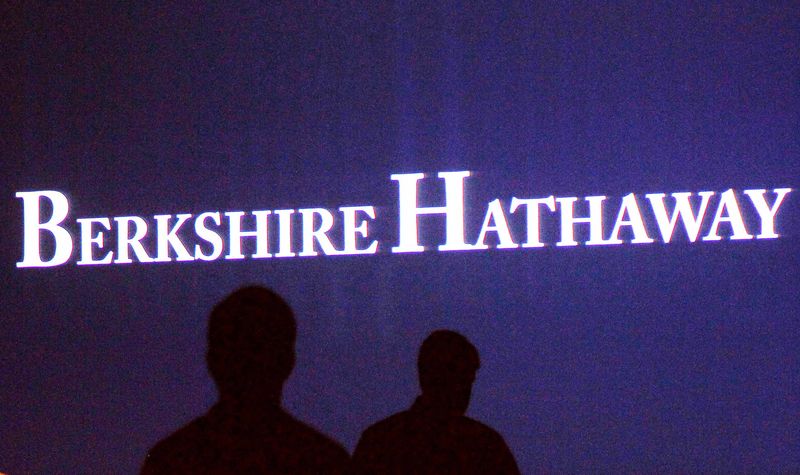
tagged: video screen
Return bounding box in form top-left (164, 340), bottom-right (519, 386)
top-left (4, 3), bottom-right (797, 473)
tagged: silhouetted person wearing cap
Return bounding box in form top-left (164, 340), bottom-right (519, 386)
top-left (350, 330), bottom-right (520, 474)
top-left (141, 286), bottom-right (349, 474)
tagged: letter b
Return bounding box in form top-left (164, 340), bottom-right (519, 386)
top-left (16, 190), bottom-right (73, 267)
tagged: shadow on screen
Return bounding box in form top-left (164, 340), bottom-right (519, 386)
top-left (140, 288), bottom-right (518, 474)
top-left (140, 286), bottom-right (349, 474)
top-left (350, 329), bottom-right (521, 474)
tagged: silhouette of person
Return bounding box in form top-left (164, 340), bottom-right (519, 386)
top-left (141, 286), bottom-right (349, 474)
top-left (350, 330), bottom-right (520, 474)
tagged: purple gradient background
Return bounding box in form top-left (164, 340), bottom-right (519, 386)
top-left (2, 2), bottom-right (798, 473)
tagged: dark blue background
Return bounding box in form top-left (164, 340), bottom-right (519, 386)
top-left (3, 2), bottom-right (798, 473)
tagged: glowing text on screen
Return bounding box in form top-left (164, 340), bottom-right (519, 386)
top-left (15, 171), bottom-right (792, 268)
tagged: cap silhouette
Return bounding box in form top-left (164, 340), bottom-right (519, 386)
top-left (350, 329), bottom-right (520, 474)
top-left (141, 286), bottom-right (349, 474)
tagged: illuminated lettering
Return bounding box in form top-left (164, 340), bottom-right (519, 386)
top-left (225, 211), bottom-right (271, 259)
top-left (274, 209), bottom-right (296, 258)
top-left (607, 193), bottom-right (654, 244)
top-left (340, 206), bottom-right (378, 255)
top-left (474, 199), bottom-right (517, 249)
top-left (16, 190), bottom-right (73, 268)
top-left (194, 212), bottom-right (223, 261)
top-left (645, 192), bottom-right (714, 243)
top-left (76, 217), bottom-right (113, 265)
top-left (703, 189), bottom-right (753, 241)
top-left (114, 216), bottom-right (153, 264)
top-left (13, 172), bottom-right (792, 268)
top-left (743, 188), bottom-right (792, 239)
top-left (154, 214), bottom-right (194, 262)
top-left (556, 196), bottom-right (610, 246)
top-left (392, 171), bottom-right (473, 253)
top-left (299, 208), bottom-right (339, 256)
top-left (510, 196), bottom-right (555, 248)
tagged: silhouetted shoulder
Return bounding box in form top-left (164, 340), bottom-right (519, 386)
top-left (280, 412), bottom-right (351, 468)
top-left (142, 407), bottom-right (349, 475)
top-left (351, 411), bottom-right (519, 475)
top-left (140, 415), bottom-right (215, 475)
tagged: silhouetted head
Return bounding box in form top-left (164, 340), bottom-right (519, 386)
top-left (417, 330), bottom-right (480, 415)
top-left (206, 286), bottom-right (296, 403)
